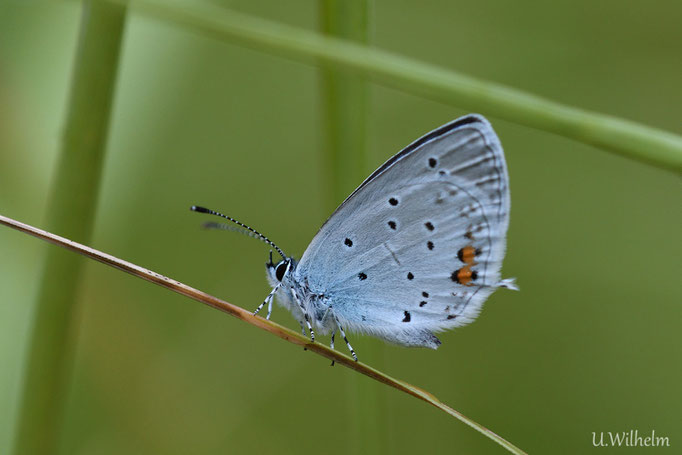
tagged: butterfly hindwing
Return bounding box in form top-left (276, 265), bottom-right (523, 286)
top-left (294, 114), bottom-right (512, 347)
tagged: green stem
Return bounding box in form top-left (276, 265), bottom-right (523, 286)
top-left (318, 1), bottom-right (387, 453)
top-left (11, 2), bottom-right (127, 454)
top-left (111, 0), bottom-right (682, 172)
top-left (319, 0), bottom-right (369, 207)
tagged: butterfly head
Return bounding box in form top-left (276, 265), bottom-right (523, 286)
top-left (266, 250), bottom-right (295, 284)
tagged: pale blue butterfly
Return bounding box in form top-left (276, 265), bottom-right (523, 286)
top-left (192, 114), bottom-right (517, 361)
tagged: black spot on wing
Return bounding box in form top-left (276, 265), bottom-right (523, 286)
top-left (451, 270), bottom-right (460, 283)
top-left (344, 238), bottom-right (353, 247)
top-left (402, 311), bottom-right (411, 322)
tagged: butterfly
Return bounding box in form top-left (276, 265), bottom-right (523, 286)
top-left (192, 114), bottom-right (517, 361)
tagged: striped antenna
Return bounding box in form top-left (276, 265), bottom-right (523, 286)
top-left (190, 205), bottom-right (287, 260)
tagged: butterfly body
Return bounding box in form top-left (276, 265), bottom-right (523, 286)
top-left (260, 114), bottom-right (517, 357)
top-left (265, 259), bottom-right (333, 334)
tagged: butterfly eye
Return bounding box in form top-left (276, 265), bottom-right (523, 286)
top-left (275, 261), bottom-right (288, 281)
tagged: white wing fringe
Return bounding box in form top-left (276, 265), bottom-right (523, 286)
top-left (498, 278), bottom-right (519, 291)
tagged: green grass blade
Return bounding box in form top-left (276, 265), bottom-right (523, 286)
top-left (319, 0), bottom-right (369, 207)
top-left (113, 0), bottom-right (682, 172)
top-left (11, 2), bottom-right (127, 454)
top-left (318, 1), bottom-right (388, 453)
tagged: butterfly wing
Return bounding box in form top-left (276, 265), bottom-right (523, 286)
top-left (295, 114), bottom-right (515, 348)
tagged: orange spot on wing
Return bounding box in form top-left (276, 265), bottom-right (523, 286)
top-left (457, 266), bottom-right (473, 285)
top-left (458, 246), bottom-right (477, 265)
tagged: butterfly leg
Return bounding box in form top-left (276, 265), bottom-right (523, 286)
top-left (266, 296), bottom-right (274, 320)
top-left (329, 330), bottom-right (336, 367)
top-left (333, 316), bottom-right (357, 362)
top-left (254, 282), bottom-right (281, 318)
top-left (298, 321), bottom-right (309, 352)
top-left (292, 289), bottom-right (315, 342)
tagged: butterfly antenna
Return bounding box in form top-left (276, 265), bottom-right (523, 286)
top-left (201, 221), bottom-right (265, 240)
top-left (190, 205), bottom-right (287, 260)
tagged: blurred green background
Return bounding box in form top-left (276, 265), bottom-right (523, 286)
top-left (1, 1), bottom-right (680, 454)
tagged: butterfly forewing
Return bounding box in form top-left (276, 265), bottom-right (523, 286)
top-left (295, 114), bottom-right (512, 347)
